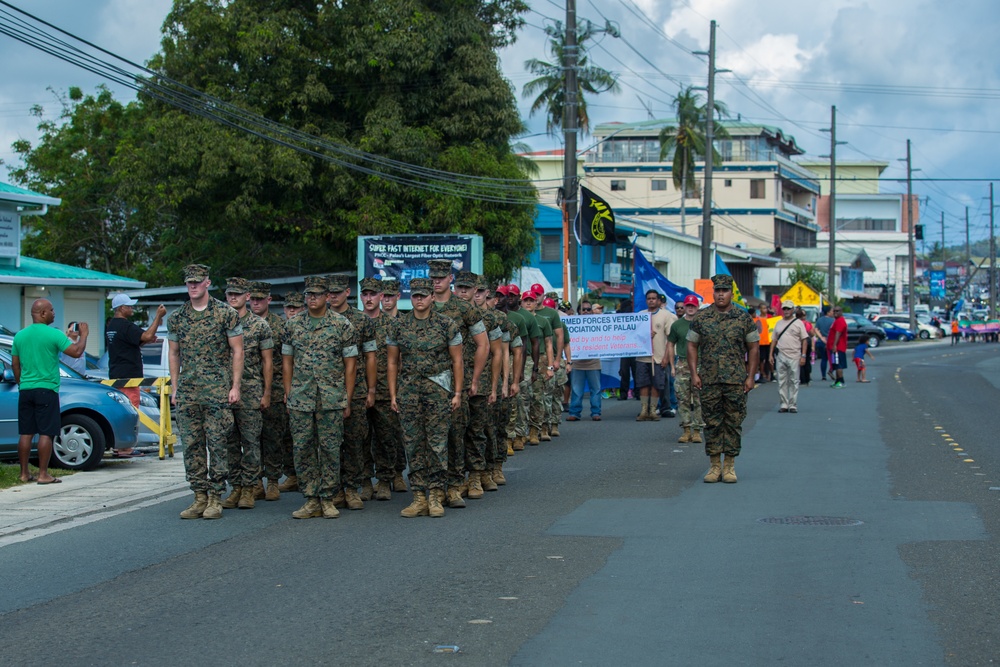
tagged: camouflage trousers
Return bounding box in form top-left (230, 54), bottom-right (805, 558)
top-left (490, 396), bottom-right (511, 464)
top-left (529, 370), bottom-right (546, 432)
top-left (341, 398), bottom-right (370, 489)
top-left (177, 401), bottom-right (233, 494)
top-left (511, 358), bottom-right (533, 439)
top-left (399, 380), bottom-right (450, 491)
top-left (368, 401), bottom-right (406, 482)
top-left (260, 400), bottom-right (293, 481)
top-left (447, 391), bottom-right (470, 487)
top-left (700, 383), bottom-right (747, 457)
top-left (673, 364), bottom-right (704, 431)
top-left (225, 407), bottom-right (262, 487)
top-left (289, 408), bottom-right (343, 499)
top-left (464, 394), bottom-right (490, 472)
top-left (550, 366), bottom-right (568, 426)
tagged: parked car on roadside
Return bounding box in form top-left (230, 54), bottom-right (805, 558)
top-left (871, 314), bottom-right (941, 339)
top-left (0, 341), bottom-right (139, 470)
top-left (875, 320), bottom-right (916, 342)
top-left (841, 314), bottom-right (886, 348)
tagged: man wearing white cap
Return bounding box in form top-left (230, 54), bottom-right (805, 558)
top-left (769, 299), bottom-right (809, 413)
top-left (105, 294), bottom-right (167, 456)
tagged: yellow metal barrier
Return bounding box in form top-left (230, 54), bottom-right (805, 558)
top-left (100, 377), bottom-right (177, 460)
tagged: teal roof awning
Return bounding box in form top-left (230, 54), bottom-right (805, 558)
top-left (0, 182), bottom-right (61, 208)
top-left (0, 256), bottom-right (144, 288)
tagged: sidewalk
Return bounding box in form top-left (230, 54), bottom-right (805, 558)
top-left (0, 450), bottom-right (188, 544)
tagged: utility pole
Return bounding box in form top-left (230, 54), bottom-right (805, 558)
top-left (905, 139), bottom-right (917, 334)
top-left (966, 206), bottom-right (971, 280)
top-left (821, 106), bottom-right (843, 307)
top-left (562, 0), bottom-right (579, 305)
top-left (699, 20), bottom-right (718, 279)
top-left (990, 183), bottom-right (996, 320)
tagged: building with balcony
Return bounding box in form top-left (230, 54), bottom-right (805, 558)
top-left (581, 119), bottom-right (822, 251)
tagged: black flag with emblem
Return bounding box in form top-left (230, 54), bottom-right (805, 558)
top-left (578, 186), bottom-right (616, 246)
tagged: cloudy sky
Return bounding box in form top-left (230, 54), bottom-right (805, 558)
top-left (1, 0), bottom-right (998, 247)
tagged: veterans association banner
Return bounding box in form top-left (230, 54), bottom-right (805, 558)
top-left (562, 313), bottom-right (652, 360)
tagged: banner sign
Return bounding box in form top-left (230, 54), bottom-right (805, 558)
top-left (929, 270), bottom-right (946, 299)
top-left (562, 313), bottom-right (652, 360)
top-left (957, 319), bottom-right (1000, 334)
top-left (357, 234), bottom-right (481, 302)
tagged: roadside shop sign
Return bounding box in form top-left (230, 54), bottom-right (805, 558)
top-left (561, 312), bottom-right (652, 360)
top-left (781, 281), bottom-right (822, 307)
top-left (356, 234), bottom-right (482, 307)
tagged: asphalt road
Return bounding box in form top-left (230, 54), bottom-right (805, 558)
top-left (1, 339), bottom-right (998, 666)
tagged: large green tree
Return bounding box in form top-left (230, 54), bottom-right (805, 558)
top-left (522, 22), bottom-right (620, 137)
top-left (12, 0), bottom-right (538, 285)
top-left (658, 86), bottom-right (729, 232)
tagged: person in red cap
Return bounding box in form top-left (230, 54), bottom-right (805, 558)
top-left (667, 294), bottom-right (704, 443)
top-left (519, 289), bottom-right (554, 444)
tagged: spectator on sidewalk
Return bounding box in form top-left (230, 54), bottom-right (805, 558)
top-left (12, 299), bottom-right (89, 484)
top-left (568, 307), bottom-right (603, 422)
top-left (617, 299), bottom-right (635, 400)
top-left (827, 306), bottom-right (849, 388)
top-left (770, 300), bottom-right (809, 413)
top-left (854, 340), bottom-right (874, 383)
top-left (635, 289), bottom-right (676, 421)
top-left (815, 306), bottom-right (835, 381)
top-left (667, 294), bottom-right (703, 443)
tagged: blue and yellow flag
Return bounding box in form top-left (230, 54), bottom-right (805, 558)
top-left (715, 255), bottom-right (748, 310)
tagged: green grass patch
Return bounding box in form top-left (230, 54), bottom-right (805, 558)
top-left (0, 464), bottom-right (74, 490)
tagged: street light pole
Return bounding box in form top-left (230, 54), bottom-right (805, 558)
top-left (699, 20), bottom-right (719, 279)
top-left (990, 182), bottom-right (996, 320)
top-left (905, 139), bottom-right (917, 333)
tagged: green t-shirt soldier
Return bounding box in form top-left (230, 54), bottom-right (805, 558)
top-left (686, 274), bottom-right (760, 484)
top-left (387, 278), bottom-right (463, 518)
top-left (282, 276), bottom-right (358, 519)
top-left (168, 264), bottom-right (245, 520)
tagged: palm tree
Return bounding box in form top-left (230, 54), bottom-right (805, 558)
top-left (522, 23), bottom-right (620, 137)
top-left (658, 87), bottom-right (730, 233)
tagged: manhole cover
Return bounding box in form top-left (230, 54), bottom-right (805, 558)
top-left (757, 516), bottom-right (864, 526)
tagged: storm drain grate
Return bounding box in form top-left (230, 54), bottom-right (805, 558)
top-left (757, 516), bottom-right (864, 526)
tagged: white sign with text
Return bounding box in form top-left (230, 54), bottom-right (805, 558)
top-left (562, 313), bottom-right (652, 360)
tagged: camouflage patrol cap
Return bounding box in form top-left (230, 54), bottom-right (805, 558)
top-left (455, 270), bottom-right (478, 288)
top-left (711, 274), bottom-right (734, 290)
top-left (545, 291), bottom-right (559, 300)
top-left (475, 275), bottom-right (492, 292)
top-left (381, 280), bottom-right (400, 296)
top-left (409, 278), bottom-right (433, 296)
top-left (303, 275), bottom-right (329, 294)
top-left (427, 259), bottom-right (453, 278)
top-left (327, 275), bottom-right (350, 293)
top-left (284, 291), bottom-right (305, 307)
top-left (183, 264), bottom-right (210, 283)
top-left (359, 277), bottom-right (384, 293)
top-left (225, 277), bottom-right (250, 294)
top-left (249, 281), bottom-right (271, 298)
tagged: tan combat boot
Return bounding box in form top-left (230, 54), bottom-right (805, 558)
top-left (513, 436), bottom-right (526, 451)
top-left (265, 479), bottom-right (280, 501)
top-left (179, 491), bottom-right (209, 519)
top-left (650, 400), bottom-right (661, 421)
top-left (331, 489), bottom-right (346, 508)
top-left (238, 486), bottom-right (256, 509)
top-left (506, 439), bottom-right (515, 456)
top-left (703, 455), bottom-right (722, 483)
top-left (540, 426), bottom-right (552, 442)
top-left (528, 427), bottom-right (540, 446)
top-left (480, 469), bottom-right (498, 492)
top-left (493, 465), bottom-right (507, 486)
top-left (549, 424), bottom-right (560, 437)
top-left (678, 427), bottom-right (692, 443)
top-left (292, 497), bottom-right (322, 519)
top-left (400, 491), bottom-right (429, 518)
top-left (446, 487), bottom-right (466, 508)
top-left (359, 479), bottom-right (374, 501)
top-left (321, 498), bottom-right (340, 519)
top-left (202, 492), bottom-right (223, 519)
top-left (252, 480), bottom-right (265, 500)
top-left (722, 455), bottom-right (738, 483)
top-left (392, 473), bottom-right (408, 492)
top-left (221, 486), bottom-right (242, 510)
top-left (344, 487), bottom-right (364, 510)
top-left (690, 430), bottom-right (703, 443)
top-left (427, 489), bottom-right (446, 518)
top-left (636, 398), bottom-right (650, 422)
top-left (278, 475), bottom-right (299, 492)
top-left (374, 480), bottom-right (392, 501)
top-left (467, 472), bottom-right (485, 499)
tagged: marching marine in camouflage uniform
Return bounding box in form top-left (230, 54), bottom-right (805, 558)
top-left (327, 275), bottom-right (377, 510)
top-left (428, 259), bottom-right (488, 509)
top-left (360, 277), bottom-right (407, 501)
top-left (388, 278), bottom-right (464, 518)
top-left (687, 274), bottom-right (759, 484)
top-left (504, 286), bottom-right (539, 450)
top-left (169, 264), bottom-right (244, 520)
top-left (478, 280), bottom-right (522, 485)
top-left (282, 276), bottom-right (358, 519)
top-left (249, 282), bottom-right (294, 500)
top-left (221, 278), bottom-right (274, 511)
top-left (520, 290), bottom-right (555, 444)
top-left (380, 280), bottom-right (401, 319)
top-left (537, 293), bottom-right (566, 438)
top-left (454, 271), bottom-right (502, 498)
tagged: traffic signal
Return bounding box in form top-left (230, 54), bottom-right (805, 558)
top-left (915, 224), bottom-right (924, 240)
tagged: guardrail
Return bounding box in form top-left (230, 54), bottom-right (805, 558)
top-left (99, 377), bottom-right (176, 460)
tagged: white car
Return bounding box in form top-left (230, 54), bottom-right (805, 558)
top-left (871, 314), bottom-right (941, 340)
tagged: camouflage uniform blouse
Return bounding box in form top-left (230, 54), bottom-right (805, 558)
top-left (368, 312), bottom-right (395, 402)
top-left (686, 306), bottom-right (760, 385)
top-left (263, 311), bottom-right (286, 403)
top-left (167, 298), bottom-right (243, 404)
top-left (236, 311), bottom-right (273, 410)
top-left (478, 307), bottom-right (506, 389)
top-left (337, 305), bottom-right (378, 400)
top-left (387, 311), bottom-right (462, 390)
top-left (282, 310), bottom-right (358, 411)
top-left (433, 295), bottom-right (486, 372)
